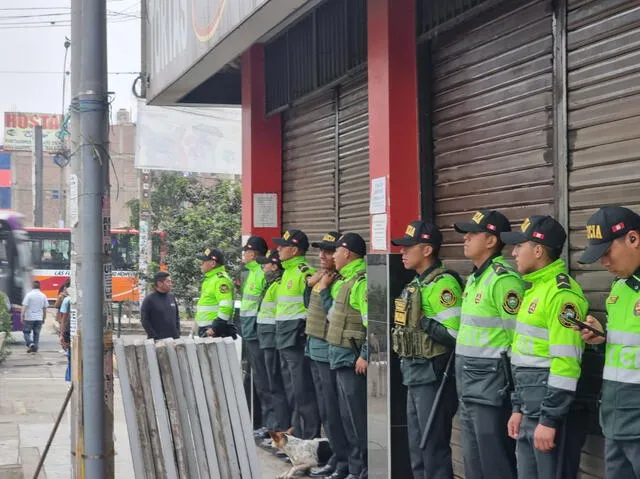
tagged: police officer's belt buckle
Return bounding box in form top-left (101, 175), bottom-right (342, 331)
top-left (394, 298), bottom-right (408, 325)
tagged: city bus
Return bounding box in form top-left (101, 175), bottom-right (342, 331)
top-left (25, 227), bottom-right (167, 303)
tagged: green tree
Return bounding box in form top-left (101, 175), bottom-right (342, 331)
top-left (128, 173), bottom-right (242, 318)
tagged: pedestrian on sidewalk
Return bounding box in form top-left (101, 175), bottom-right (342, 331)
top-left (55, 281), bottom-right (70, 354)
top-left (21, 280), bottom-right (48, 353)
top-left (140, 272), bottom-right (181, 340)
top-left (58, 291), bottom-right (72, 381)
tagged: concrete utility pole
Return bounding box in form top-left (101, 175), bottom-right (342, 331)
top-left (69, 0), bottom-right (82, 475)
top-left (33, 125), bottom-right (43, 227)
top-left (75, 0), bottom-right (113, 477)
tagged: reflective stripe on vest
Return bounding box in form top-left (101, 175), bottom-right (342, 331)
top-left (275, 295), bottom-right (305, 322)
top-left (257, 300), bottom-right (276, 325)
top-left (195, 305), bottom-right (218, 325)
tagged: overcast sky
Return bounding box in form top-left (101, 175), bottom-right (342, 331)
top-left (0, 0), bottom-right (141, 138)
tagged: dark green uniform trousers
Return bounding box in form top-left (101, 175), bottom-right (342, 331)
top-left (605, 438), bottom-right (640, 479)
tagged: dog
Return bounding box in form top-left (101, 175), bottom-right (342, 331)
top-left (269, 430), bottom-right (333, 478)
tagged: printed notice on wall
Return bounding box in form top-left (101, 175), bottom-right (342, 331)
top-left (253, 193), bottom-right (278, 228)
top-left (69, 174), bottom-right (79, 227)
top-left (370, 176), bottom-right (386, 214)
top-left (371, 214), bottom-right (388, 251)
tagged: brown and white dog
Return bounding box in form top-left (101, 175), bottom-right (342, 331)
top-left (269, 430), bottom-right (332, 478)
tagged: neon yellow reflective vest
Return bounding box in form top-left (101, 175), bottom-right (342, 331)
top-left (240, 261), bottom-right (266, 341)
top-left (195, 266), bottom-right (234, 327)
top-left (257, 274), bottom-right (281, 350)
top-left (511, 259), bottom-right (587, 427)
top-left (600, 267), bottom-right (640, 440)
top-left (274, 256), bottom-right (315, 350)
top-left (456, 254), bottom-right (525, 406)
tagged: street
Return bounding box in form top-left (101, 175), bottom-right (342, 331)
top-left (0, 319), bottom-right (289, 478)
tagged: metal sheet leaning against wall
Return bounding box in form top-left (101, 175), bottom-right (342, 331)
top-left (429, 0), bottom-right (556, 276)
top-left (338, 73), bottom-right (370, 247)
top-left (282, 89), bottom-right (338, 267)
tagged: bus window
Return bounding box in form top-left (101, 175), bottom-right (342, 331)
top-left (111, 234), bottom-right (139, 271)
top-left (28, 237), bottom-right (70, 270)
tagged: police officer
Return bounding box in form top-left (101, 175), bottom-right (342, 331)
top-left (577, 206), bottom-right (640, 479)
top-left (391, 221), bottom-right (463, 479)
top-left (454, 210), bottom-right (523, 479)
top-left (325, 233), bottom-right (368, 479)
top-left (273, 229), bottom-right (321, 439)
top-left (256, 249), bottom-right (292, 434)
top-left (501, 216), bottom-right (587, 479)
top-left (306, 232), bottom-right (350, 478)
top-left (240, 236), bottom-right (274, 439)
top-left (195, 247), bottom-right (237, 338)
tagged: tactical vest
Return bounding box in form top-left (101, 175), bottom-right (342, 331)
top-left (392, 267), bottom-right (459, 359)
top-left (306, 283), bottom-right (330, 340)
top-left (326, 272), bottom-right (366, 348)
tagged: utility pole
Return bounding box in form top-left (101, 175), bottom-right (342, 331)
top-left (76, 0), bottom-right (112, 477)
top-left (33, 125), bottom-right (43, 227)
top-left (69, 0), bottom-right (82, 475)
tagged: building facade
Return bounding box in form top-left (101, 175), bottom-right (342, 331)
top-left (145, 0), bottom-right (640, 476)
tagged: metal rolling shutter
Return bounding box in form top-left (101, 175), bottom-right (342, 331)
top-left (567, 0), bottom-right (640, 314)
top-left (282, 90), bottom-right (338, 261)
top-left (338, 74), bottom-right (370, 245)
top-left (431, 0), bottom-right (555, 274)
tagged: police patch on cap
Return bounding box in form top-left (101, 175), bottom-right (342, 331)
top-left (503, 290), bottom-right (521, 315)
top-left (440, 289), bottom-right (456, 307)
top-left (219, 284), bottom-right (230, 294)
top-left (559, 303), bottom-right (579, 328)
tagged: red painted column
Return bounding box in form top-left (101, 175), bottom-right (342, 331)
top-left (368, 0), bottom-right (420, 252)
top-left (241, 44), bottom-right (282, 245)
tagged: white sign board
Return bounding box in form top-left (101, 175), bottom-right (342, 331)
top-left (136, 101), bottom-right (241, 175)
top-left (371, 214), bottom-right (388, 252)
top-left (253, 193), bottom-right (278, 228)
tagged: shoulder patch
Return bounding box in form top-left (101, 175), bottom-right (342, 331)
top-left (556, 273), bottom-right (571, 290)
top-left (559, 302), bottom-right (580, 328)
top-left (502, 290), bottom-right (522, 315)
top-left (440, 289), bottom-right (457, 307)
top-left (216, 271), bottom-right (225, 278)
top-left (219, 283), bottom-right (230, 294)
top-left (492, 263), bottom-right (510, 275)
top-left (298, 263), bottom-right (309, 273)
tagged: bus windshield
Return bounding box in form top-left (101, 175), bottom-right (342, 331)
top-left (28, 232), bottom-right (71, 271)
top-left (110, 233), bottom-right (139, 271)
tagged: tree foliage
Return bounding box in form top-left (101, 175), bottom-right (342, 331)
top-left (128, 173), bottom-right (242, 317)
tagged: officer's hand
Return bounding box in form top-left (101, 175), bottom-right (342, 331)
top-left (355, 357), bottom-right (368, 375)
top-left (206, 328), bottom-right (215, 337)
top-left (533, 424), bottom-right (556, 451)
top-left (319, 271), bottom-right (337, 290)
top-left (507, 412), bottom-right (523, 439)
top-left (226, 323), bottom-right (238, 340)
top-left (576, 315), bottom-right (606, 345)
top-left (307, 271), bottom-right (324, 288)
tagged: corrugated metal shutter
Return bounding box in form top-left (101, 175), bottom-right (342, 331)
top-left (567, 0), bottom-right (640, 314)
top-left (431, 0), bottom-right (555, 275)
top-left (566, 6), bottom-right (640, 476)
top-left (282, 89), bottom-right (338, 254)
top-left (338, 74), bottom-right (370, 245)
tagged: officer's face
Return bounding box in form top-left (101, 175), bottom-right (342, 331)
top-left (242, 250), bottom-right (257, 264)
top-left (401, 244), bottom-right (429, 271)
top-left (278, 245), bottom-right (296, 261)
top-left (512, 242), bottom-right (538, 274)
top-left (463, 232), bottom-right (493, 260)
top-left (334, 246), bottom-right (349, 270)
top-left (262, 263), bottom-right (278, 273)
top-left (200, 259), bottom-right (215, 273)
top-left (319, 249), bottom-right (336, 270)
top-left (600, 232), bottom-right (640, 277)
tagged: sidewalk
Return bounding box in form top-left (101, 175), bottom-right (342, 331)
top-left (0, 322), bottom-right (289, 478)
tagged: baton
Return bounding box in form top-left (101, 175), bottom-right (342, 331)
top-left (350, 338), bottom-right (361, 368)
top-left (420, 352), bottom-right (455, 450)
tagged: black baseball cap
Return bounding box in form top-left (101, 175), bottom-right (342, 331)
top-left (454, 210), bottom-right (511, 236)
top-left (311, 231), bottom-right (341, 251)
top-left (243, 236), bottom-right (268, 255)
top-left (326, 232), bottom-right (367, 257)
top-left (257, 248), bottom-right (282, 266)
top-left (196, 247), bottom-right (225, 264)
top-left (578, 206), bottom-right (640, 264)
top-left (391, 220), bottom-right (442, 247)
top-left (501, 215), bottom-right (566, 249)
top-left (273, 229), bottom-right (310, 252)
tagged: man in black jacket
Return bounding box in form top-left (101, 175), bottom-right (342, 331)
top-left (141, 272), bottom-right (180, 340)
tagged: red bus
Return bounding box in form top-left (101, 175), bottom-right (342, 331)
top-left (25, 227), bottom-right (167, 302)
